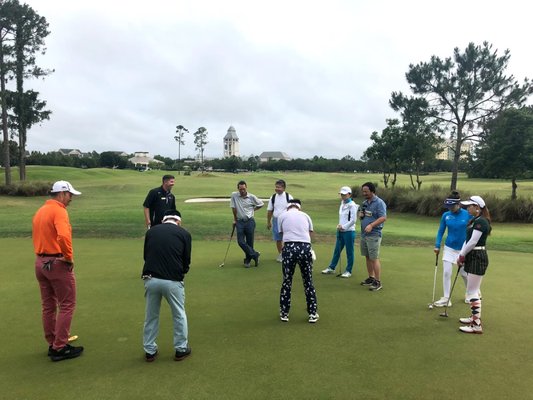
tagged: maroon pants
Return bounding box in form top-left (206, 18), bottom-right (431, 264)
top-left (35, 257), bottom-right (76, 350)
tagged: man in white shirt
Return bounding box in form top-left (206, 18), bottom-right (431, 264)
top-left (266, 179), bottom-right (293, 262)
top-left (277, 199), bottom-right (319, 324)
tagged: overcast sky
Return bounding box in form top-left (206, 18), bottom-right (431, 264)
top-left (20, 0), bottom-right (532, 160)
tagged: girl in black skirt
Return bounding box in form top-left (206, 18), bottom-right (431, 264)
top-left (457, 196), bottom-right (492, 334)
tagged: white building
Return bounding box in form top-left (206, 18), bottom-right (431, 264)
top-left (259, 151), bottom-right (291, 162)
top-left (436, 140), bottom-right (472, 160)
top-left (128, 151), bottom-right (163, 168)
top-left (223, 126), bottom-right (240, 158)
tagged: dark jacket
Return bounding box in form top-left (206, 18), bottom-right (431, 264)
top-left (142, 222), bottom-right (191, 281)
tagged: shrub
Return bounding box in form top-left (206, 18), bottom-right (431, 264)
top-left (0, 181), bottom-right (52, 196)
top-left (376, 186), bottom-right (533, 223)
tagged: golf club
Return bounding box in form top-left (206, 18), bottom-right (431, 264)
top-left (440, 266), bottom-right (461, 318)
top-left (218, 224), bottom-right (236, 267)
top-left (428, 253), bottom-right (438, 309)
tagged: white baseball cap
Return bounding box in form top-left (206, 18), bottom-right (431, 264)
top-left (50, 181), bottom-right (82, 195)
top-left (339, 186), bottom-right (352, 195)
top-left (461, 195), bottom-right (485, 208)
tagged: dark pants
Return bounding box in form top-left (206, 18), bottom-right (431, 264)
top-left (280, 242), bottom-right (317, 316)
top-left (236, 218), bottom-right (258, 261)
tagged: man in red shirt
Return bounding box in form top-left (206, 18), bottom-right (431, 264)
top-left (32, 180), bottom-right (84, 361)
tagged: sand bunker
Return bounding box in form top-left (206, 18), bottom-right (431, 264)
top-left (185, 198), bottom-right (231, 203)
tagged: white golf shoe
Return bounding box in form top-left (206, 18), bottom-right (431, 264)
top-left (321, 268), bottom-right (335, 274)
top-left (433, 297), bottom-right (451, 307)
top-left (459, 316), bottom-right (473, 324)
top-left (308, 313), bottom-right (319, 323)
top-left (459, 323), bottom-right (483, 334)
top-left (340, 271), bottom-right (352, 278)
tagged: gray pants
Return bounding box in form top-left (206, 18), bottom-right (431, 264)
top-left (143, 277), bottom-right (188, 354)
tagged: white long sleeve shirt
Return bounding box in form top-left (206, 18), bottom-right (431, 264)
top-left (338, 199), bottom-right (358, 231)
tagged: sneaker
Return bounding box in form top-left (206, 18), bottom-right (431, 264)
top-left (459, 316), bottom-right (473, 325)
top-left (50, 344), bottom-right (84, 362)
top-left (308, 313), bottom-right (320, 323)
top-left (276, 254), bottom-right (283, 263)
top-left (321, 267), bottom-right (335, 274)
top-left (459, 323), bottom-right (483, 334)
top-left (253, 252), bottom-right (260, 267)
top-left (434, 297), bottom-right (451, 307)
top-left (174, 347), bottom-right (192, 361)
top-left (360, 277), bottom-right (375, 286)
top-left (145, 350), bottom-right (158, 362)
top-left (244, 258), bottom-right (251, 268)
top-left (369, 280), bottom-right (382, 291)
top-left (280, 314), bottom-right (289, 322)
top-left (340, 271), bottom-right (352, 278)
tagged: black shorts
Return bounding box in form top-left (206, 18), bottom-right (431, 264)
top-left (464, 250), bottom-right (489, 276)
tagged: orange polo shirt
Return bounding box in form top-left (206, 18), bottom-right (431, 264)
top-left (32, 199), bottom-right (74, 261)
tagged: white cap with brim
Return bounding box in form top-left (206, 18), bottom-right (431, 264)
top-left (339, 186), bottom-right (352, 195)
top-left (461, 195), bottom-right (485, 208)
top-left (51, 180), bottom-right (81, 195)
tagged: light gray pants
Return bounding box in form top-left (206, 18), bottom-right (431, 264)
top-left (143, 277), bottom-right (188, 354)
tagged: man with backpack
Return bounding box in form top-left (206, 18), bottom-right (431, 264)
top-left (266, 179), bottom-right (293, 262)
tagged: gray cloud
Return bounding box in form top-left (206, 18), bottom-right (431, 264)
top-left (24, 0), bottom-right (532, 160)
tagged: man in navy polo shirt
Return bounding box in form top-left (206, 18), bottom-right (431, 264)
top-left (359, 182), bottom-right (387, 291)
top-left (143, 175), bottom-right (176, 229)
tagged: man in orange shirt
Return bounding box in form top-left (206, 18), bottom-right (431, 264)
top-left (33, 180), bottom-right (84, 362)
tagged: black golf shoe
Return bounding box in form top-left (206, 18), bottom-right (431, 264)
top-left (174, 347), bottom-right (191, 361)
top-left (50, 344), bottom-right (84, 362)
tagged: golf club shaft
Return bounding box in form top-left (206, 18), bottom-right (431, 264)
top-left (443, 266), bottom-right (461, 316)
top-left (221, 224), bottom-right (236, 265)
top-left (431, 253), bottom-right (438, 303)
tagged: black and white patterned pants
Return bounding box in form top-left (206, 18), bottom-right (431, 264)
top-left (280, 242), bottom-right (318, 316)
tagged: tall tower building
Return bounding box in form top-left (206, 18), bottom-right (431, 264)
top-left (223, 125), bottom-right (240, 158)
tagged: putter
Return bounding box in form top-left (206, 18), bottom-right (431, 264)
top-left (428, 253), bottom-right (438, 309)
top-left (440, 266), bottom-right (461, 318)
top-left (219, 224), bottom-right (236, 267)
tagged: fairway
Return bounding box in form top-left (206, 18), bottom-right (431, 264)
top-left (1, 167), bottom-right (533, 399)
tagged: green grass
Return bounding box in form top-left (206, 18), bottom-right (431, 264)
top-left (0, 239), bottom-right (532, 399)
top-left (1, 167), bottom-right (533, 399)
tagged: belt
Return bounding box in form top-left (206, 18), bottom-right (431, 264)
top-left (237, 217), bottom-right (254, 222)
top-left (37, 253), bottom-right (63, 257)
top-left (473, 246), bottom-right (486, 250)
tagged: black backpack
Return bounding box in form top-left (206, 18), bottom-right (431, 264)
top-left (271, 192), bottom-right (290, 206)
